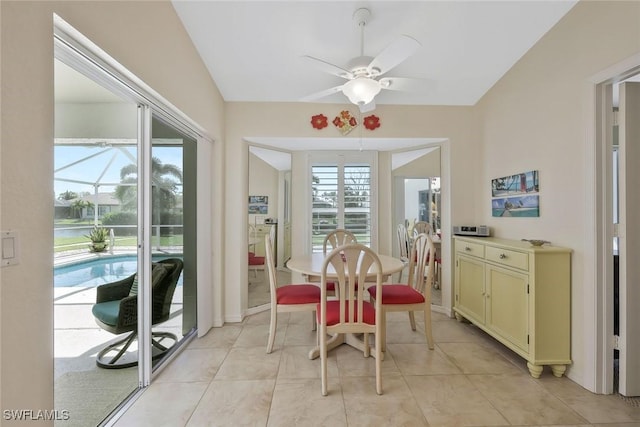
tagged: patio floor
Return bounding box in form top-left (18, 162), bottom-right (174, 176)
top-left (53, 249), bottom-right (184, 426)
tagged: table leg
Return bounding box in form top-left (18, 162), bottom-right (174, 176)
top-left (308, 333), bottom-right (345, 359)
top-left (308, 333), bottom-right (385, 360)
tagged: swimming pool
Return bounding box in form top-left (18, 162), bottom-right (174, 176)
top-left (54, 255), bottom-right (183, 287)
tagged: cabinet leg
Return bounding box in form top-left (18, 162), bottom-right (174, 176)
top-left (550, 364), bottom-right (566, 378)
top-left (454, 312), bottom-right (463, 322)
top-left (527, 363), bottom-right (543, 378)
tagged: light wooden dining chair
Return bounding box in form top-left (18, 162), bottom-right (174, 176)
top-left (321, 229), bottom-right (358, 297)
top-left (319, 243), bottom-right (384, 396)
top-left (322, 229), bottom-right (357, 253)
top-left (248, 224), bottom-right (265, 281)
top-left (411, 221), bottom-right (441, 288)
top-left (368, 232), bottom-right (435, 351)
top-left (396, 223), bottom-right (411, 282)
top-left (248, 223), bottom-right (257, 257)
top-left (412, 220), bottom-right (431, 236)
top-left (266, 226), bottom-right (320, 354)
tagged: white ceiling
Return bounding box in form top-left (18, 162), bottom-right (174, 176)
top-left (56, 1), bottom-right (584, 158)
top-left (171, 0), bottom-right (578, 107)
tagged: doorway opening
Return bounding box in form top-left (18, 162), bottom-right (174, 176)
top-left (594, 62), bottom-right (640, 397)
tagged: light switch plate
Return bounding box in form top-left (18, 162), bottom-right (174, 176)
top-left (1, 230), bottom-right (19, 267)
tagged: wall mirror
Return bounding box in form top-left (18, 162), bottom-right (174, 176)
top-left (392, 146), bottom-right (442, 307)
top-left (248, 145), bottom-right (292, 308)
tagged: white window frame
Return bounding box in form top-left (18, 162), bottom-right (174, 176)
top-left (308, 151), bottom-right (378, 251)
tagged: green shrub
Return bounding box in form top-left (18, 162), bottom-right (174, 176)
top-left (102, 211), bottom-right (137, 226)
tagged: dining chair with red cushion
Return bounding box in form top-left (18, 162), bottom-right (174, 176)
top-left (248, 224), bottom-right (267, 281)
top-left (318, 243), bottom-right (383, 395)
top-left (411, 220), bottom-right (431, 236)
top-left (266, 227), bottom-right (320, 354)
top-left (368, 232), bottom-right (435, 351)
top-left (248, 223), bottom-right (258, 256)
top-left (322, 229), bottom-right (357, 296)
top-left (248, 252), bottom-right (265, 280)
top-left (303, 229), bottom-right (358, 296)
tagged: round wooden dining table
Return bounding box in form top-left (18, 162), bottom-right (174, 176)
top-left (287, 252), bottom-right (404, 281)
top-left (286, 252), bottom-right (404, 360)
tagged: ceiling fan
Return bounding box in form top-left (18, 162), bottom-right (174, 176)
top-left (301, 7), bottom-right (432, 112)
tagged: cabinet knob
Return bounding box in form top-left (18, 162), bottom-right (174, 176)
top-left (499, 253), bottom-right (507, 259)
top-left (465, 246), bottom-right (471, 251)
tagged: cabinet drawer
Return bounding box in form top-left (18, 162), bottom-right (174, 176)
top-left (485, 246), bottom-right (528, 270)
top-left (255, 225), bottom-right (271, 234)
top-left (456, 240), bottom-right (485, 258)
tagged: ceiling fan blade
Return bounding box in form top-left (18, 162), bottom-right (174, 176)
top-left (368, 35), bottom-right (421, 76)
top-left (359, 100), bottom-right (376, 113)
top-left (302, 55), bottom-right (354, 80)
top-left (300, 85), bottom-right (345, 102)
top-left (379, 77), bottom-right (435, 93)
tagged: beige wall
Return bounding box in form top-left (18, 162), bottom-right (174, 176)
top-left (0, 0), bottom-right (224, 418)
top-left (393, 149), bottom-right (441, 177)
top-left (248, 153), bottom-right (279, 221)
top-left (476, 0), bottom-right (640, 389)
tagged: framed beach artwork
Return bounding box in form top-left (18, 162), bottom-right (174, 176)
top-left (248, 196), bottom-right (268, 214)
top-left (491, 170), bottom-right (539, 217)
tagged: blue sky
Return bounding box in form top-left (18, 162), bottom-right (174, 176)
top-left (54, 146), bottom-right (182, 197)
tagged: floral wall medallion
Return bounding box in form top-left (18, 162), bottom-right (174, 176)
top-left (363, 115), bottom-right (380, 130)
top-left (333, 110), bottom-right (357, 135)
top-left (311, 114), bottom-right (328, 130)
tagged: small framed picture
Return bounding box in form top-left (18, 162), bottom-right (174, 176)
top-left (248, 196), bottom-right (268, 214)
top-left (491, 170), bottom-right (539, 217)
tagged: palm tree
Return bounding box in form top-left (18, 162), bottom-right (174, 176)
top-left (115, 157), bottom-right (183, 214)
top-left (58, 190), bottom-right (78, 201)
top-left (69, 199), bottom-right (94, 219)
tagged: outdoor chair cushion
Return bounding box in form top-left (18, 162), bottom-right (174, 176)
top-left (129, 263), bottom-right (167, 296)
top-left (92, 300), bottom-right (122, 326)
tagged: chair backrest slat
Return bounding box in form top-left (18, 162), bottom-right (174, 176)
top-left (265, 228), bottom-right (278, 299)
top-left (397, 223), bottom-right (410, 261)
top-left (323, 229), bottom-right (357, 254)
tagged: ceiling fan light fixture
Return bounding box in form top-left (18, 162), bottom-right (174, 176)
top-left (342, 77), bottom-right (381, 105)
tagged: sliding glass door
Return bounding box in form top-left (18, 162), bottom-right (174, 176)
top-left (150, 115), bottom-right (197, 350)
top-left (54, 58), bottom-right (141, 426)
top-left (54, 26), bottom-right (201, 424)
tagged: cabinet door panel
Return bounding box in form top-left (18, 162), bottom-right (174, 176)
top-left (486, 265), bottom-right (528, 352)
top-left (456, 255), bottom-right (486, 324)
top-left (254, 225), bottom-right (272, 257)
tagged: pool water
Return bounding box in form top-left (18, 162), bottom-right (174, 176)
top-left (54, 255), bottom-right (182, 287)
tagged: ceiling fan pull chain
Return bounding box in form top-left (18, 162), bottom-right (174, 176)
top-left (358, 109), bottom-right (363, 152)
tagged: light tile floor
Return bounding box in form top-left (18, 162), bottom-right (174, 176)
top-left (114, 309), bottom-right (640, 426)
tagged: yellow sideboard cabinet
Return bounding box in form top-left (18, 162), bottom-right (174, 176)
top-left (252, 224), bottom-right (272, 257)
top-left (453, 236), bottom-right (571, 378)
